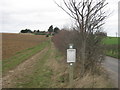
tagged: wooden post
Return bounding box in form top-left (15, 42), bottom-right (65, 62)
top-left (69, 63), bottom-right (73, 87)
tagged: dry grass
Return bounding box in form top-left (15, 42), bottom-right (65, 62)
top-left (61, 66), bottom-right (114, 88)
top-left (2, 33), bottom-right (48, 59)
top-left (73, 72), bottom-right (113, 88)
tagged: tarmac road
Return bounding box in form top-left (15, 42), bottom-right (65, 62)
top-left (102, 56), bottom-right (119, 88)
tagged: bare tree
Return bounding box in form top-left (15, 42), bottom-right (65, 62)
top-left (54, 0), bottom-right (108, 76)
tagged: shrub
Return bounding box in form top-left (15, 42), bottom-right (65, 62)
top-left (52, 29), bottom-right (105, 75)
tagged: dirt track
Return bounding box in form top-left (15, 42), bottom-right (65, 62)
top-left (2, 47), bottom-right (49, 88)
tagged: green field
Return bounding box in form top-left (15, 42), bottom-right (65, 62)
top-left (103, 37), bottom-right (119, 59)
top-left (103, 37), bottom-right (119, 45)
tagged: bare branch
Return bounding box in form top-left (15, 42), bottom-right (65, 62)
top-left (54, 0), bottom-right (108, 35)
top-left (54, 0), bottom-right (77, 20)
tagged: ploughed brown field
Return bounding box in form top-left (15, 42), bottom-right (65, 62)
top-left (2, 33), bottom-right (47, 60)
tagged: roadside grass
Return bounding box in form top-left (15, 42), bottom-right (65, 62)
top-left (105, 50), bottom-right (119, 59)
top-left (3, 40), bottom-right (50, 75)
top-left (54, 49), bottom-right (64, 62)
top-left (73, 71), bottom-right (114, 88)
top-left (103, 37), bottom-right (119, 58)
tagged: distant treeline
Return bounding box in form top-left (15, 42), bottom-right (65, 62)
top-left (20, 25), bottom-right (60, 35)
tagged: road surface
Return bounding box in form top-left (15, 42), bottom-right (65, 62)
top-left (103, 56), bottom-right (119, 88)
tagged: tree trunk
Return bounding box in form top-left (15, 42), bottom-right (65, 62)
top-left (81, 40), bottom-right (86, 76)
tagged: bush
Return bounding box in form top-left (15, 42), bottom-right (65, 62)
top-left (52, 30), bottom-right (76, 53)
top-left (52, 29), bottom-right (105, 75)
top-left (20, 29), bottom-right (32, 33)
top-left (46, 35), bottom-right (49, 37)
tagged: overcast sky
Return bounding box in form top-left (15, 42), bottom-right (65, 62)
top-left (0, 0), bottom-right (119, 36)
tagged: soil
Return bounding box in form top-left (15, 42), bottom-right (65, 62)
top-left (2, 33), bottom-right (47, 60)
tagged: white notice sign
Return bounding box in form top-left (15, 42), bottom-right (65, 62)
top-left (67, 49), bottom-right (76, 63)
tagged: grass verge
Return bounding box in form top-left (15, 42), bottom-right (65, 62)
top-left (105, 50), bottom-right (119, 59)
